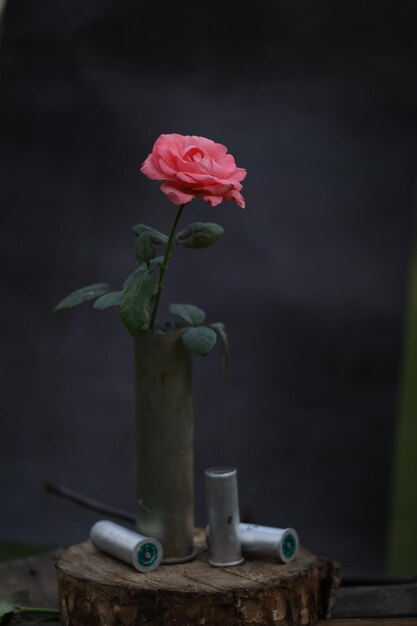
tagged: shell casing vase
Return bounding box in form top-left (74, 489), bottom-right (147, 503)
top-left (134, 328), bottom-right (195, 563)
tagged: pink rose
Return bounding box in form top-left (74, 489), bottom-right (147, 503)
top-left (140, 133), bottom-right (246, 208)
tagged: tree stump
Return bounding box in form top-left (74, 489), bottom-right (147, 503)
top-left (57, 530), bottom-right (340, 626)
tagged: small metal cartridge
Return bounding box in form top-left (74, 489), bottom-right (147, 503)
top-left (205, 467), bottom-right (244, 567)
top-left (239, 523), bottom-right (299, 563)
top-left (90, 520), bottom-right (163, 573)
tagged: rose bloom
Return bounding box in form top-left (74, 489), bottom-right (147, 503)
top-left (141, 133), bottom-right (246, 208)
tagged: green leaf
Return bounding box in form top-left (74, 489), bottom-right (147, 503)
top-left (93, 291), bottom-right (123, 310)
top-left (211, 322), bottom-right (229, 375)
top-left (176, 222), bottom-right (224, 249)
top-left (181, 326), bottom-right (217, 355)
top-left (135, 231), bottom-right (155, 263)
top-left (132, 224), bottom-right (168, 244)
top-left (120, 268), bottom-right (157, 336)
top-left (123, 267), bottom-right (142, 288)
top-left (169, 303), bottom-right (206, 326)
top-left (54, 283), bottom-right (111, 312)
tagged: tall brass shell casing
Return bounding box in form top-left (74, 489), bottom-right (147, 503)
top-left (134, 328), bottom-right (195, 563)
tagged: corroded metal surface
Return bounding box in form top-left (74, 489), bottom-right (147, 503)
top-left (134, 328), bottom-right (194, 562)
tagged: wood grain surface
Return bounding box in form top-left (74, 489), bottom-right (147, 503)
top-left (57, 532), bottom-right (339, 625)
top-left (4, 546), bottom-right (415, 625)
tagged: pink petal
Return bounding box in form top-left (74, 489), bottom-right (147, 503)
top-left (160, 183), bottom-right (194, 205)
top-left (154, 133), bottom-right (185, 153)
top-left (173, 156), bottom-right (201, 175)
top-left (190, 135), bottom-right (228, 158)
top-left (140, 155), bottom-right (163, 180)
top-left (176, 171), bottom-right (198, 184)
top-left (159, 158), bottom-right (177, 177)
top-left (152, 134), bottom-right (184, 166)
top-left (201, 183), bottom-right (234, 195)
top-left (232, 166), bottom-right (247, 182)
top-left (202, 194), bottom-right (223, 207)
top-left (210, 158), bottom-right (231, 176)
top-left (227, 190), bottom-right (246, 208)
top-left (186, 135), bottom-right (215, 150)
top-left (177, 171), bottom-right (227, 186)
top-left (182, 145), bottom-right (205, 161)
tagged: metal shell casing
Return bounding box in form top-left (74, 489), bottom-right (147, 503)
top-left (239, 523), bottom-right (299, 563)
top-left (205, 467), bottom-right (244, 567)
top-left (90, 520), bottom-right (163, 573)
top-left (134, 329), bottom-right (195, 564)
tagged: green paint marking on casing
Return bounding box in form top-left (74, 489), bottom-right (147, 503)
top-left (282, 534), bottom-right (297, 559)
top-left (137, 542), bottom-right (158, 568)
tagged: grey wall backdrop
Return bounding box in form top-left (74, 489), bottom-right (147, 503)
top-left (1, 0), bottom-right (416, 577)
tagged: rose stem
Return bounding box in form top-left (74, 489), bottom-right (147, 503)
top-left (149, 202), bottom-right (186, 330)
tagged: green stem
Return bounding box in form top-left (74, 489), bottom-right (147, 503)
top-left (149, 203), bottom-right (186, 330)
top-left (14, 606), bottom-right (59, 615)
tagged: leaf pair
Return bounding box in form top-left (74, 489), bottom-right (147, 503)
top-left (175, 222), bottom-right (224, 249)
top-left (133, 221), bottom-right (223, 251)
top-left (54, 283), bottom-right (112, 312)
top-left (169, 304), bottom-right (215, 357)
top-left (131, 224), bottom-right (168, 244)
top-left (53, 272), bottom-right (156, 336)
top-left (132, 221), bottom-right (224, 265)
top-left (54, 220), bottom-right (227, 345)
top-left (169, 304), bottom-right (228, 373)
top-left (54, 283), bottom-right (123, 313)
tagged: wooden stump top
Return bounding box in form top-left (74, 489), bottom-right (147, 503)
top-left (57, 530), bottom-right (339, 626)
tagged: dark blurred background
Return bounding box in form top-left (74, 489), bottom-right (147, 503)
top-left (1, 0), bottom-right (416, 578)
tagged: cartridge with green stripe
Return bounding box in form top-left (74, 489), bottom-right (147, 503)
top-left (90, 520), bottom-right (163, 572)
top-left (239, 523), bottom-right (299, 563)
